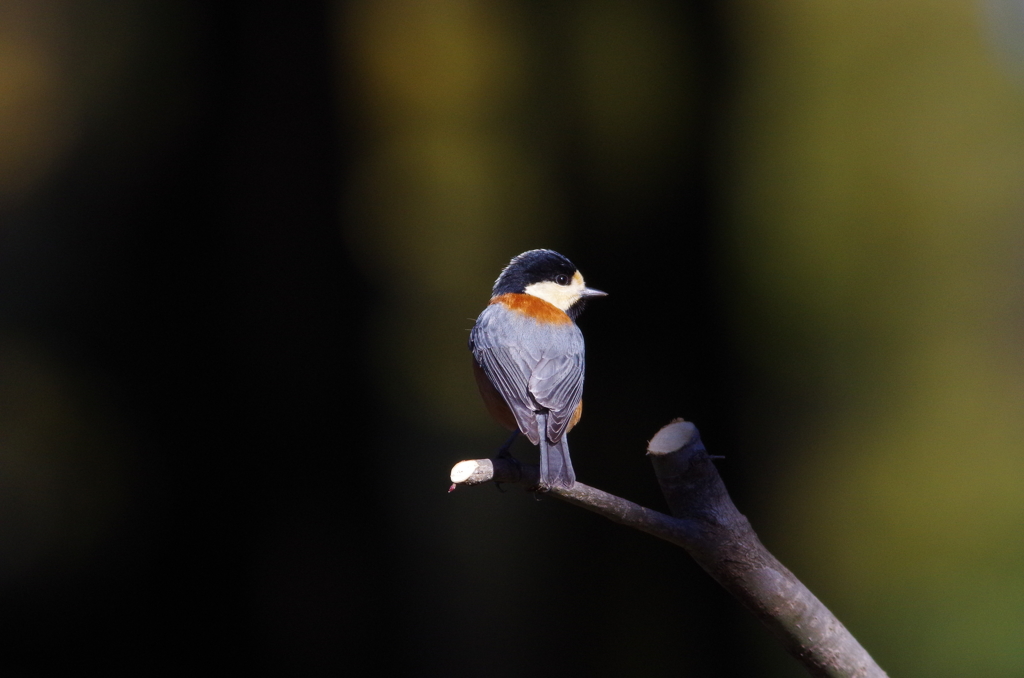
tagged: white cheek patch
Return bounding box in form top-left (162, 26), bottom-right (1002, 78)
top-left (524, 275), bottom-right (586, 311)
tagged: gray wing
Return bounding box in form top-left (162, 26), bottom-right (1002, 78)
top-left (527, 339), bottom-right (584, 442)
top-left (470, 304), bottom-right (585, 444)
top-left (470, 306), bottom-right (540, 442)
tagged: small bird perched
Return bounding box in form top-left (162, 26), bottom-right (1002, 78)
top-left (469, 249), bottom-right (606, 490)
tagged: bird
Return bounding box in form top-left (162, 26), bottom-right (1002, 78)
top-left (469, 249), bottom-right (606, 490)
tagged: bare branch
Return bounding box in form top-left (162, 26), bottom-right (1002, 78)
top-left (449, 419), bottom-right (888, 678)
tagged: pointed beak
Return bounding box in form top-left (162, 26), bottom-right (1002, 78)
top-left (581, 287), bottom-right (608, 298)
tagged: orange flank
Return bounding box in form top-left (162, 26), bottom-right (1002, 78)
top-left (568, 400), bottom-right (583, 432)
top-left (490, 293), bottom-right (573, 324)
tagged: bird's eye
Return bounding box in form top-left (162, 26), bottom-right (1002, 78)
top-left (555, 274), bottom-right (570, 286)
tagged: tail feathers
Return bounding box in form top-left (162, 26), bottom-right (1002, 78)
top-left (537, 413), bottom-right (576, 489)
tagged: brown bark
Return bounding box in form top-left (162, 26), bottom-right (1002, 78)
top-left (449, 419), bottom-right (888, 678)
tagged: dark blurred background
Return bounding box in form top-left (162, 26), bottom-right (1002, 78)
top-left (2, 1), bottom-right (1024, 676)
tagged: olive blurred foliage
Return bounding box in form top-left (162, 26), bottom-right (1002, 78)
top-left (1, 0), bottom-right (1023, 676)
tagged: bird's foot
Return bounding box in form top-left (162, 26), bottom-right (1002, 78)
top-left (492, 454), bottom-right (523, 493)
top-left (495, 429), bottom-right (519, 459)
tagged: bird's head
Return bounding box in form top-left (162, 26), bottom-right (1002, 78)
top-left (492, 249), bottom-right (607, 319)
